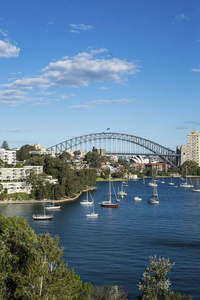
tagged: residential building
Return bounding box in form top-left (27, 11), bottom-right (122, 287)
top-left (92, 146), bottom-right (105, 156)
top-left (0, 182), bottom-right (32, 194)
top-left (0, 166), bottom-right (43, 181)
top-left (176, 145), bottom-right (187, 166)
top-left (29, 148), bottom-right (56, 157)
top-left (187, 130), bottom-right (200, 166)
top-left (0, 149), bottom-right (16, 165)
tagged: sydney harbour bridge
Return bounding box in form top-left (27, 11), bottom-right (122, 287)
top-left (47, 132), bottom-right (178, 166)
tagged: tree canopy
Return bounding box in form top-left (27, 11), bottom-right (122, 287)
top-left (1, 140), bottom-right (9, 150)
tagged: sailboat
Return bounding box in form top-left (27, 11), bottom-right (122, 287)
top-left (148, 185), bottom-right (159, 204)
top-left (86, 191), bottom-right (98, 218)
top-left (117, 183), bottom-right (127, 198)
top-left (45, 188), bottom-right (61, 209)
top-left (160, 176), bottom-right (165, 184)
top-left (192, 178), bottom-right (200, 192)
top-left (80, 186), bottom-right (93, 205)
top-left (168, 176), bottom-right (174, 186)
top-left (99, 176), bottom-right (119, 208)
top-left (33, 201), bottom-right (53, 220)
top-left (148, 169), bottom-right (157, 187)
top-left (180, 167), bottom-right (193, 188)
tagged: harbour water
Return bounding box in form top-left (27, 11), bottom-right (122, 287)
top-left (1, 178), bottom-right (200, 299)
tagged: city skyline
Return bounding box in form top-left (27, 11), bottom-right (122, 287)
top-left (0, 0), bottom-right (200, 150)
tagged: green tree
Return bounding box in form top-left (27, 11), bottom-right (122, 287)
top-left (16, 144), bottom-right (36, 161)
top-left (1, 140), bottom-right (9, 150)
top-left (0, 215), bottom-right (93, 300)
top-left (84, 151), bottom-right (102, 168)
top-left (138, 256), bottom-right (192, 300)
top-left (138, 255), bottom-right (174, 300)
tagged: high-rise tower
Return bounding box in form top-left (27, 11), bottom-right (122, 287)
top-left (187, 130), bottom-right (200, 166)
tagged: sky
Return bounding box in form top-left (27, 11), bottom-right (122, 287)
top-left (0, 0), bottom-right (200, 151)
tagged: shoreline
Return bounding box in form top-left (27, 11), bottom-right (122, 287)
top-left (0, 186), bottom-right (97, 205)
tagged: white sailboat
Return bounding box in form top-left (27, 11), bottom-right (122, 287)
top-left (180, 167), bottom-right (193, 188)
top-left (148, 168), bottom-right (157, 187)
top-left (45, 188), bottom-right (61, 209)
top-left (148, 185), bottom-right (159, 204)
top-left (33, 201), bottom-right (53, 220)
top-left (134, 196), bottom-right (142, 201)
top-left (192, 177), bottom-right (200, 192)
top-left (168, 176), bottom-right (174, 186)
top-left (80, 186), bottom-right (93, 205)
top-left (86, 191), bottom-right (98, 218)
top-left (99, 176), bottom-right (119, 208)
top-left (160, 176), bottom-right (165, 184)
top-left (117, 183), bottom-right (127, 198)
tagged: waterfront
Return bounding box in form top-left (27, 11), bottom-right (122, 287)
top-left (1, 178), bottom-right (200, 299)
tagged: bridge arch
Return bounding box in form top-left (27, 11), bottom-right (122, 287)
top-left (47, 132), bottom-right (176, 165)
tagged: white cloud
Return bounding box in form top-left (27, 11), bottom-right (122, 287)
top-left (89, 100), bottom-right (111, 104)
top-left (175, 14), bottom-right (186, 21)
top-left (69, 105), bottom-right (94, 110)
top-left (0, 128), bottom-right (21, 132)
top-left (2, 48), bottom-right (140, 91)
top-left (69, 24), bottom-right (93, 33)
top-left (99, 87), bottom-right (110, 90)
top-left (113, 99), bottom-right (136, 103)
top-left (191, 66), bottom-right (200, 72)
top-left (0, 40), bottom-right (20, 58)
top-left (0, 89), bottom-right (29, 105)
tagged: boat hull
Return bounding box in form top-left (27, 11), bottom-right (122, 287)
top-left (45, 205), bottom-right (61, 209)
top-left (100, 202), bottom-right (119, 208)
top-left (86, 213), bottom-right (98, 218)
top-left (80, 201), bottom-right (93, 205)
top-left (148, 199), bottom-right (159, 204)
top-left (33, 214), bottom-right (53, 220)
top-left (134, 197), bottom-right (142, 201)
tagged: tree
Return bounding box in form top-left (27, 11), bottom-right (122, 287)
top-left (0, 214), bottom-right (93, 300)
top-left (138, 256), bottom-right (192, 300)
top-left (138, 255), bottom-right (174, 300)
top-left (1, 140), bottom-right (9, 150)
top-left (16, 144), bottom-right (36, 161)
top-left (84, 151), bottom-right (102, 168)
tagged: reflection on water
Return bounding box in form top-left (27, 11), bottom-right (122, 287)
top-left (1, 178), bottom-right (200, 299)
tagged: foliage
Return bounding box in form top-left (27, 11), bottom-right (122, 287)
top-left (84, 151), bottom-right (102, 168)
top-left (1, 140), bottom-right (9, 150)
top-left (0, 214), bottom-right (93, 300)
top-left (138, 256), bottom-right (192, 300)
top-left (91, 284), bottom-right (128, 299)
top-left (16, 145), bottom-right (36, 161)
top-left (180, 160), bottom-right (200, 176)
top-left (138, 255), bottom-right (174, 300)
top-left (25, 155), bottom-right (45, 166)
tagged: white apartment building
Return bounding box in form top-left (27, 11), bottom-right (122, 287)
top-left (0, 166), bottom-right (43, 181)
top-left (29, 148), bottom-right (56, 157)
top-left (0, 182), bottom-right (32, 194)
top-left (0, 149), bottom-right (16, 165)
top-left (187, 130), bottom-right (200, 166)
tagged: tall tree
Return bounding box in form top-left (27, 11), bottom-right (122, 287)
top-left (1, 140), bottom-right (9, 150)
top-left (0, 214), bottom-right (93, 300)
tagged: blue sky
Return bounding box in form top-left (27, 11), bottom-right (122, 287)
top-left (0, 0), bottom-right (200, 150)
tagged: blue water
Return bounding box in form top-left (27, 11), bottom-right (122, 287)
top-left (1, 178), bottom-right (200, 299)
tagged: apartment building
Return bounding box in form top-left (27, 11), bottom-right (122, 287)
top-left (0, 166), bottom-right (43, 181)
top-left (0, 149), bottom-right (16, 165)
top-left (187, 130), bottom-right (200, 166)
top-left (0, 182), bottom-right (32, 194)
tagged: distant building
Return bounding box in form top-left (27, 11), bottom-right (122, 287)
top-left (92, 146), bottom-right (105, 156)
top-left (0, 182), bottom-right (32, 194)
top-left (0, 149), bottom-right (16, 165)
top-left (0, 166), bottom-right (43, 181)
top-left (187, 130), bottom-right (200, 166)
top-left (145, 163), bottom-right (168, 173)
top-left (30, 143), bottom-right (44, 150)
top-left (29, 148), bottom-right (56, 157)
top-left (176, 145), bottom-right (187, 166)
